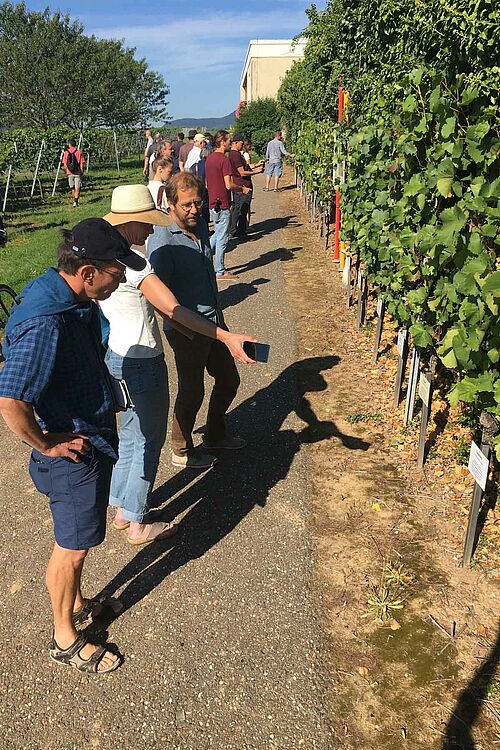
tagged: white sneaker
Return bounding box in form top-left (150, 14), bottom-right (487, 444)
top-left (172, 449), bottom-right (218, 469)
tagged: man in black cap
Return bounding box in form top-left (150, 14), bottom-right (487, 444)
top-left (178, 129), bottom-right (197, 172)
top-left (0, 218), bottom-right (144, 675)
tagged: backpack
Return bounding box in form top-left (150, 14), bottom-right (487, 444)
top-left (66, 149), bottom-right (80, 174)
top-left (191, 157), bottom-right (206, 186)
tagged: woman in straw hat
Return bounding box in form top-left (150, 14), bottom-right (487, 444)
top-left (100, 184), bottom-right (255, 545)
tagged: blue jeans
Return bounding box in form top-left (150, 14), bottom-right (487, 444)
top-left (209, 208), bottom-right (231, 275)
top-left (105, 351), bottom-right (169, 522)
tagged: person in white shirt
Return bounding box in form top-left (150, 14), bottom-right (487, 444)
top-left (100, 185), bottom-right (255, 545)
top-left (147, 156), bottom-right (173, 211)
top-left (184, 133), bottom-right (206, 172)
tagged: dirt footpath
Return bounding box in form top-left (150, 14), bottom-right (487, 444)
top-left (0, 176), bottom-right (332, 750)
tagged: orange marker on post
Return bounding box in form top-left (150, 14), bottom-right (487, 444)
top-left (334, 84), bottom-right (344, 262)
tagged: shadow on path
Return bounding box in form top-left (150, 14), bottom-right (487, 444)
top-left (219, 277), bottom-right (270, 310)
top-left (443, 626), bottom-right (500, 749)
top-left (241, 214), bottom-right (300, 242)
top-left (95, 356), bottom-right (370, 617)
top-left (229, 247), bottom-right (302, 276)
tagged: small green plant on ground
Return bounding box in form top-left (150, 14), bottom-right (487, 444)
top-left (456, 404), bottom-right (480, 429)
top-left (402, 416), bottom-right (420, 435)
top-left (485, 679), bottom-right (500, 700)
top-left (347, 412), bottom-right (383, 424)
top-left (454, 435), bottom-right (470, 465)
top-left (382, 562), bottom-right (415, 587)
top-left (363, 561), bottom-right (413, 623)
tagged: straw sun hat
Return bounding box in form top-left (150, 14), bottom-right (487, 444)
top-left (103, 184), bottom-right (171, 227)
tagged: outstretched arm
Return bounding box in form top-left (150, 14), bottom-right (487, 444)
top-left (139, 274), bottom-right (256, 363)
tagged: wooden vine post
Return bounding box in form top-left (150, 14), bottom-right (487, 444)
top-left (393, 329), bottom-right (409, 408)
top-left (372, 297), bottom-right (386, 364)
top-left (416, 356), bottom-right (436, 468)
top-left (462, 413), bottom-right (498, 566)
top-left (403, 344), bottom-right (421, 427)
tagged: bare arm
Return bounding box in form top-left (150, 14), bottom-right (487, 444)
top-left (0, 397), bottom-right (90, 461)
top-left (237, 165), bottom-right (264, 177)
top-left (139, 274), bottom-right (256, 363)
top-left (223, 175), bottom-right (250, 194)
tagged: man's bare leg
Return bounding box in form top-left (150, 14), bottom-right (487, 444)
top-left (265, 173), bottom-right (271, 191)
top-left (274, 174), bottom-right (280, 191)
top-left (46, 542), bottom-right (118, 669)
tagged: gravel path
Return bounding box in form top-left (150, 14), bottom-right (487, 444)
top-left (0, 177), bottom-right (333, 750)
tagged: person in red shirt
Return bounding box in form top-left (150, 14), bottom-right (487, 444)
top-left (228, 134), bottom-right (264, 238)
top-left (205, 130), bottom-right (250, 281)
top-left (62, 138), bottom-right (85, 207)
top-left (178, 130), bottom-right (196, 172)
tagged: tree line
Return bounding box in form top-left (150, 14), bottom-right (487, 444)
top-left (0, 2), bottom-right (169, 130)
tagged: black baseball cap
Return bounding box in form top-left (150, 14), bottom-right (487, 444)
top-left (71, 218), bottom-right (146, 271)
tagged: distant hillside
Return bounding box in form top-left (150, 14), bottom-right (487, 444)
top-left (169, 112), bottom-right (236, 129)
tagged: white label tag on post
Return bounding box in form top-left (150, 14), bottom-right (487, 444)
top-left (468, 442), bottom-right (489, 491)
top-left (377, 298), bottom-right (383, 317)
top-left (418, 373), bottom-right (431, 407)
top-left (397, 329), bottom-right (407, 357)
top-left (357, 269), bottom-right (362, 289)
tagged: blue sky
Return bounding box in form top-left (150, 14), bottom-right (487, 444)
top-left (25, 0), bottom-right (327, 120)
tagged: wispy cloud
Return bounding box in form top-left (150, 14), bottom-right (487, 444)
top-left (87, 7), bottom-right (310, 117)
top-left (90, 10), bottom-right (307, 45)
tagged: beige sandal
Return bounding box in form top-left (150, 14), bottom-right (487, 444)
top-left (127, 521), bottom-right (179, 546)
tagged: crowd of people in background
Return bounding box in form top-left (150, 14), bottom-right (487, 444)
top-left (0, 124), bottom-right (293, 675)
top-left (139, 128), bottom-right (291, 281)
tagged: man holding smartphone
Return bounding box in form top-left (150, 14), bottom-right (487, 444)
top-left (148, 172), bottom-right (254, 469)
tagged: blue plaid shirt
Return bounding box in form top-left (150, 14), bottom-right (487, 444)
top-left (0, 273), bottom-right (118, 459)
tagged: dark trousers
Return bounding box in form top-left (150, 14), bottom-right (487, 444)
top-left (201, 188), bottom-right (210, 227)
top-left (166, 329), bottom-right (240, 454)
top-left (229, 190), bottom-right (252, 236)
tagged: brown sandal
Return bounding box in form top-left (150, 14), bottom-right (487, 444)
top-left (49, 633), bottom-right (122, 674)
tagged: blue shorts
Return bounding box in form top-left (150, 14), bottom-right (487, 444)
top-left (266, 162), bottom-right (283, 178)
top-left (29, 447), bottom-right (113, 550)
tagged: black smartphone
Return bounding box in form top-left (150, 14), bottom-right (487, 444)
top-left (243, 341), bottom-right (270, 363)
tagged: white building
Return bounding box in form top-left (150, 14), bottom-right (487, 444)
top-left (240, 39), bottom-right (306, 103)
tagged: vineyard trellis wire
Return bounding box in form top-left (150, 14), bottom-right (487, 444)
top-left (0, 127), bottom-right (145, 209)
